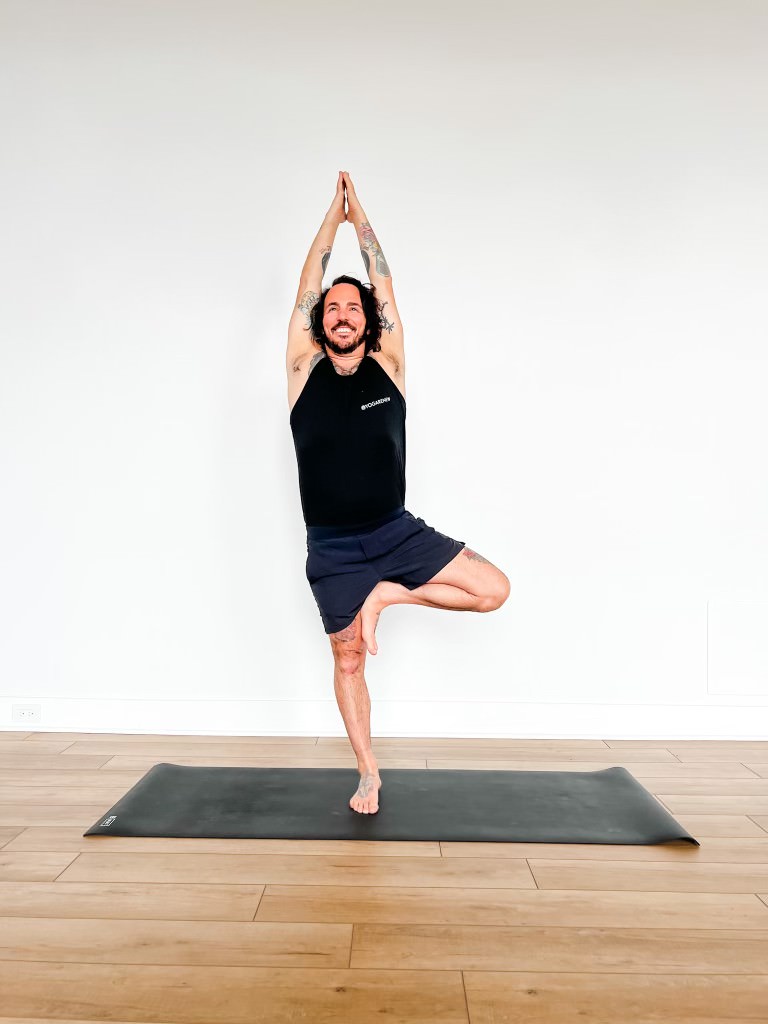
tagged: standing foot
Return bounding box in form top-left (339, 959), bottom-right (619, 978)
top-left (349, 770), bottom-right (382, 814)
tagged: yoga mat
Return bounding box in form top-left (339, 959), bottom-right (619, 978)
top-left (83, 764), bottom-right (698, 845)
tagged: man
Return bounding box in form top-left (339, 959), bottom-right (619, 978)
top-left (287, 172), bottom-right (510, 814)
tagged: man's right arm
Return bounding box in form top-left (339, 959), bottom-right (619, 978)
top-left (286, 177), bottom-right (346, 371)
top-left (286, 222), bottom-right (337, 371)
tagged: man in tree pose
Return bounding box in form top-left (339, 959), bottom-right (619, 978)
top-left (287, 172), bottom-right (510, 814)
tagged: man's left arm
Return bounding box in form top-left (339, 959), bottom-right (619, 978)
top-left (343, 173), bottom-right (404, 371)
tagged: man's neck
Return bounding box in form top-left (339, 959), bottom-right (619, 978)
top-left (326, 349), bottom-right (366, 376)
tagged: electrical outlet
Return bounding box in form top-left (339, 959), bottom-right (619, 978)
top-left (12, 704), bottom-right (41, 723)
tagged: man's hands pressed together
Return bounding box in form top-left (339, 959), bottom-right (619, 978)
top-left (323, 169), bottom-right (370, 226)
top-left (325, 170), bottom-right (347, 228)
top-left (314, 170), bottom-right (392, 287)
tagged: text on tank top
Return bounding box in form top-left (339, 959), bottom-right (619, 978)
top-left (289, 353), bottom-right (407, 528)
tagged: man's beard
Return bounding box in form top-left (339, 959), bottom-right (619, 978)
top-left (324, 328), bottom-right (365, 356)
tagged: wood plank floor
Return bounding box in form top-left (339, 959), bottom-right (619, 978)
top-left (1, 731), bottom-right (768, 1023)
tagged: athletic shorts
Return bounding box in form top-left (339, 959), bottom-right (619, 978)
top-left (305, 505), bottom-right (466, 634)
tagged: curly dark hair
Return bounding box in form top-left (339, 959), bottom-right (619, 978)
top-left (308, 274), bottom-right (383, 355)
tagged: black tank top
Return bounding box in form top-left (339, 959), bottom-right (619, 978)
top-left (289, 353), bottom-right (406, 528)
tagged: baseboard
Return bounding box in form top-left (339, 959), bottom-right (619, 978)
top-left (3, 697), bottom-right (768, 739)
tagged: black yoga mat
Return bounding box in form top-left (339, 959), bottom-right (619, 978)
top-left (83, 763), bottom-right (698, 845)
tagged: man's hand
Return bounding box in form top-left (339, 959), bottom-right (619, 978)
top-left (324, 171), bottom-right (347, 227)
top-left (341, 171), bottom-right (364, 225)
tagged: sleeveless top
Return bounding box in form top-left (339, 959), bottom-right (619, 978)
top-left (289, 353), bottom-right (406, 528)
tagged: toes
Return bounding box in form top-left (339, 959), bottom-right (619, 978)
top-left (350, 778), bottom-right (381, 813)
top-left (350, 796), bottom-right (379, 813)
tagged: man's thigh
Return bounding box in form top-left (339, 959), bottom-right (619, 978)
top-left (420, 545), bottom-right (510, 602)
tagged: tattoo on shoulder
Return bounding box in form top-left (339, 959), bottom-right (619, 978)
top-left (297, 289), bottom-right (319, 328)
top-left (308, 351), bottom-right (326, 375)
top-left (461, 547), bottom-right (491, 565)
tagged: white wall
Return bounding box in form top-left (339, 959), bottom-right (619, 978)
top-left (1, 0), bottom-right (767, 738)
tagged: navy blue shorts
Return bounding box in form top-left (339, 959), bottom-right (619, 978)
top-left (305, 506), bottom-right (466, 634)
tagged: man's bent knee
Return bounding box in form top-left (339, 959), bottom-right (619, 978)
top-left (479, 574), bottom-right (511, 612)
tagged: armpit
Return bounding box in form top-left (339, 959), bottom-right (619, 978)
top-left (308, 351), bottom-right (326, 375)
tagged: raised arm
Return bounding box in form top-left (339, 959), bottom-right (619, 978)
top-left (286, 173), bottom-right (346, 370)
top-left (343, 172), bottom-right (404, 368)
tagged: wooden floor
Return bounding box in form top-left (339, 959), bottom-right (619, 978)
top-left (2, 732), bottom-right (768, 1022)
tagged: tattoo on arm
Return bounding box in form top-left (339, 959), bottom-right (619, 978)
top-left (461, 547), bottom-right (492, 565)
top-left (359, 221), bottom-right (391, 277)
top-left (320, 246), bottom-right (332, 277)
top-left (377, 298), bottom-right (395, 333)
top-left (297, 289), bottom-right (319, 329)
top-left (360, 248), bottom-right (371, 276)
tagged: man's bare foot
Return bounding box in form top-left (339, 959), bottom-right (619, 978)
top-left (360, 580), bottom-right (399, 656)
top-left (350, 770), bottom-right (382, 814)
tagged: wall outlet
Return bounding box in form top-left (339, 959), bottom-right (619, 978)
top-left (12, 704), bottom-right (41, 723)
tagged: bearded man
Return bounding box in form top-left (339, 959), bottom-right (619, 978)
top-left (287, 172), bottom-right (510, 813)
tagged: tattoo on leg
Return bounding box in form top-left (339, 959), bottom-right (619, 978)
top-left (297, 289), bottom-right (319, 328)
top-left (461, 547), bottom-right (491, 565)
top-left (356, 772), bottom-right (376, 796)
top-left (360, 221), bottom-right (391, 277)
top-left (320, 246), bottom-right (332, 276)
top-left (331, 621), bottom-right (360, 644)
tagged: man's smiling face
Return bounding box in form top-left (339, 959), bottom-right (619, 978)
top-left (322, 283), bottom-right (367, 355)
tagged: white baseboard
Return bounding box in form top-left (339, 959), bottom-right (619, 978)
top-left (3, 697), bottom-right (768, 739)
